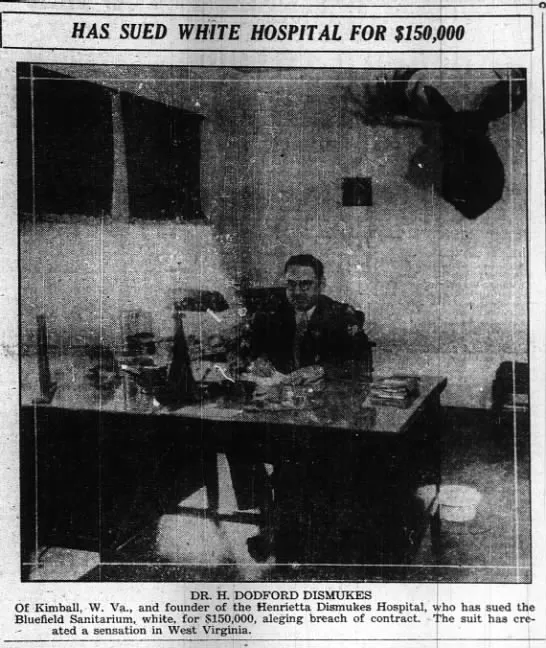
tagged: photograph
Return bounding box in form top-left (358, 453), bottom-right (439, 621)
top-left (18, 63), bottom-right (530, 583)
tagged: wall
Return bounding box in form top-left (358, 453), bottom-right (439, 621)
top-left (20, 221), bottom-right (243, 350)
top-left (20, 66), bottom-right (527, 407)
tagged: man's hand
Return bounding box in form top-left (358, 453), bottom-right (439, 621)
top-left (248, 356), bottom-right (277, 378)
top-left (285, 365), bottom-right (325, 386)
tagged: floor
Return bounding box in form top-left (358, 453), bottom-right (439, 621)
top-left (24, 408), bottom-right (531, 583)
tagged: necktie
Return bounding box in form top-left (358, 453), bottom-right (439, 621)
top-left (293, 310), bottom-right (308, 370)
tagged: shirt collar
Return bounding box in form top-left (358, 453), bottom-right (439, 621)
top-left (295, 305), bottom-right (316, 320)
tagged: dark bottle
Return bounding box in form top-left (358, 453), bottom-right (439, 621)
top-left (36, 314), bottom-right (57, 403)
top-left (159, 313), bottom-right (196, 406)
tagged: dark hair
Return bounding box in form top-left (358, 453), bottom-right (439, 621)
top-left (284, 254), bottom-right (324, 281)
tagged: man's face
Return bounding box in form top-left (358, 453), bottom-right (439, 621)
top-left (285, 265), bottom-right (322, 311)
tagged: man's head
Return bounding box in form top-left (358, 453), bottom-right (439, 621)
top-left (283, 254), bottom-right (325, 311)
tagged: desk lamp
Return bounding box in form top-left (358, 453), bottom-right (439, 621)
top-left (158, 289), bottom-right (229, 406)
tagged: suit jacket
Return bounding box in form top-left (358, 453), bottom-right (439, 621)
top-left (250, 294), bottom-right (360, 375)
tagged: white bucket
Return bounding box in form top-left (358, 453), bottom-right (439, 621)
top-left (438, 485), bottom-right (482, 522)
top-left (415, 484), bottom-right (482, 522)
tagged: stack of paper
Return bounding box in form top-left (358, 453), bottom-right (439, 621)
top-left (502, 391), bottom-right (529, 413)
top-left (369, 375), bottom-right (420, 406)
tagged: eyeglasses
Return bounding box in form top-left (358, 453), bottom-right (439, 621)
top-left (285, 280), bottom-right (316, 292)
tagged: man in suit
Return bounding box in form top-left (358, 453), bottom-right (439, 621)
top-left (251, 254), bottom-right (360, 376)
top-left (242, 254), bottom-right (369, 562)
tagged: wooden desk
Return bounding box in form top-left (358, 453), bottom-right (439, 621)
top-left (20, 352), bottom-right (446, 567)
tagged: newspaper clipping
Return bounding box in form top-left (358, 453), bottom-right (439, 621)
top-left (1, 0), bottom-right (545, 645)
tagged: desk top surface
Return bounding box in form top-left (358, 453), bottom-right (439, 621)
top-left (21, 352), bottom-right (447, 436)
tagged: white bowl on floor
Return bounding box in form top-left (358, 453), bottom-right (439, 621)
top-left (416, 484), bottom-right (482, 522)
top-left (438, 484), bottom-right (482, 522)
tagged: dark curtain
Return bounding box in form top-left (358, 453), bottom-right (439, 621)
top-left (17, 64), bottom-right (32, 216)
top-left (120, 92), bottom-right (204, 221)
top-left (17, 64), bottom-right (114, 218)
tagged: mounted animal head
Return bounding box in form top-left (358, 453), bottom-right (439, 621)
top-left (347, 69), bottom-right (526, 219)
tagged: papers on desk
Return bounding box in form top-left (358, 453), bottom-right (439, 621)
top-left (178, 402), bottom-right (245, 419)
top-left (369, 375), bottom-right (420, 408)
top-left (502, 392), bottom-right (529, 413)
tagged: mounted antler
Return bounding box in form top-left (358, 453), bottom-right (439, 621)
top-left (348, 69), bottom-right (526, 219)
top-left (346, 69), bottom-right (426, 127)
